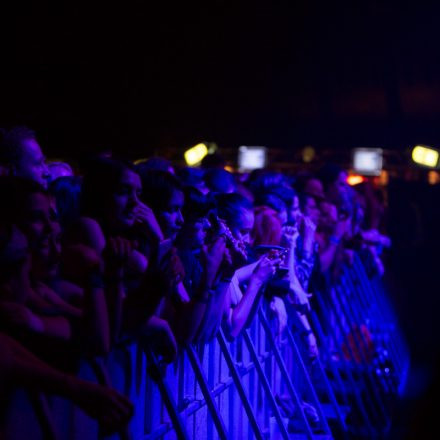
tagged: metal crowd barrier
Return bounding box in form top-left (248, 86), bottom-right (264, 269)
top-left (1, 252), bottom-right (410, 440)
top-left (134, 252), bottom-right (409, 440)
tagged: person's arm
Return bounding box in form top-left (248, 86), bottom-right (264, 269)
top-left (63, 217), bottom-right (106, 254)
top-left (171, 237), bottom-right (227, 344)
top-left (0, 332), bottom-right (133, 434)
top-left (283, 227), bottom-right (312, 311)
top-left (229, 255), bottom-right (280, 338)
top-left (296, 313), bottom-right (319, 359)
top-left (269, 296), bottom-right (288, 336)
top-left (81, 276), bottom-right (110, 356)
top-left (301, 216), bottom-right (317, 259)
top-left (0, 301), bottom-right (73, 340)
top-left (318, 218), bottom-right (349, 272)
top-left (32, 282), bottom-right (82, 318)
top-left (61, 243), bottom-right (112, 355)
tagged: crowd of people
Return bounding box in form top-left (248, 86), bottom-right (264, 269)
top-left (0, 126), bottom-right (392, 438)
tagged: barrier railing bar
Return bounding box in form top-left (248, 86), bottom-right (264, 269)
top-left (186, 344), bottom-right (229, 440)
top-left (217, 330), bottom-right (264, 440)
top-left (333, 281), bottom-right (392, 433)
top-left (340, 271), bottom-right (397, 396)
top-left (145, 350), bottom-right (190, 440)
top-left (258, 308), bottom-right (318, 439)
top-left (242, 327), bottom-right (290, 440)
top-left (312, 289), bottom-right (377, 438)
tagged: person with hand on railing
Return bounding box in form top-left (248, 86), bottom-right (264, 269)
top-left (197, 193), bottom-right (286, 339)
top-left (0, 331), bottom-right (133, 436)
top-left (139, 173), bottom-right (223, 347)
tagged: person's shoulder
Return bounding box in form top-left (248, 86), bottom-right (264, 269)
top-left (65, 216), bottom-right (106, 252)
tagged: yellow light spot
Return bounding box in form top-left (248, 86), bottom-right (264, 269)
top-left (224, 165), bottom-right (234, 173)
top-left (133, 158), bottom-right (148, 165)
top-left (412, 146), bottom-right (439, 168)
top-left (302, 146), bottom-right (315, 163)
top-left (184, 143), bottom-right (208, 166)
top-left (347, 175), bottom-right (365, 186)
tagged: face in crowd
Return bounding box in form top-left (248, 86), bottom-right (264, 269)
top-left (107, 168), bottom-right (142, 232)
top-left (14, 189), bottom-right (61, 279)
top-left (288, 195), bottom-right (302, 226)
top-left (302, 195), bottom-right (320, 225)
top-left (231, 206), bottom-right (254, 246)
top-left (157, 189), bottom-right (184, 241)
top-left (14, 138), bottom-right (50, 189)
top-left (318, 200), bottom-right (338, 233)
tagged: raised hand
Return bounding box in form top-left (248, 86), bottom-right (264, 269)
top-left (201, 236), bottom-right (227, 288)
top-left (281, 224), bottom-right (299, 249)
top-left (134, 201), bottom-right (164, 242)
top-left (252, 254), bottom-right (281, 285)
top-left (143, 316), bottom-right (178, 364)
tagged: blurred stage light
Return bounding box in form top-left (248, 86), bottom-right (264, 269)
top-left (412, 145), bottom-right (439, 168)
top-left (378, 170), bottom-right (389, 186)
top-left (352, 148), bottom-right (383, 176)
top-left (302, 146), bottom-right (315, 163)
top-left (134, 158), bottom-right (148, 165)
top-left (184, 143), bottom-right (208, 166)
top-left (428, 170), bottom-right (440, 185)
top-left (238, 146), bottom-right (267, 171)
top-left (347, 174), bottom-right (365, 186)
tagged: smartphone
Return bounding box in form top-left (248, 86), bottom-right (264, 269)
top-left (254, 245), bottom-right (287, 254)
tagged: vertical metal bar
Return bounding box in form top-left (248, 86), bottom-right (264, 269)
top-left (145, 350), bottom-right (190, 440)
top-left (258, 309), bottom-right (318, 440)
top-left (340, 268), bottom-right (397, 395)
top-left (312, 287), bottom-right (377, 438)
top-left (217, 330), bottom-right (264, 440)
top-left (186, 344), bottom-right (229, 440)
top-left (241, 330), bottom-right (290, 440)
top-left (329, 280), bottom-right (388, 430)
top-left (308, 311), bottom-right (349, 434)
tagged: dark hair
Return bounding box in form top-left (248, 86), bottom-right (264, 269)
top-left (298, 191), bottom-right (315, 211)
top-left (326, 186), bottom-right (355, 219)
top-left (0, 126), bottom-right (37, 166)
top-left (204, 168), bottom-right (236, 194)
top-left (81, 158), bottom-right (136, 220)
top-left (215, 193), bottom-right (253, 229)
top-left (248, 171), bottom-right (286, 195)
top-left (49, 176), bottom-right (82, 228)
top-left (200, 152), bottom-right (226, 169)
top-left (182, 187), bottom-right (215, 223)
top-left (317, 164), bottom-right (344, 189)
top-left (254, 192), bottom-right (287, 214)
top-left (177, 167), bottom-right (205, 188)
top-left (136, 157), bottom-right (173, 174)
top-left (259, 185), bottom-right (296, 209)
top-left (139, 170), bottom-right (183, 214)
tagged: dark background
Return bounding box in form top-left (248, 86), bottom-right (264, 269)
top-left (1, 2), bottom-right (440, 434)
top-left (1, 1), bottom-right (440, 158)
